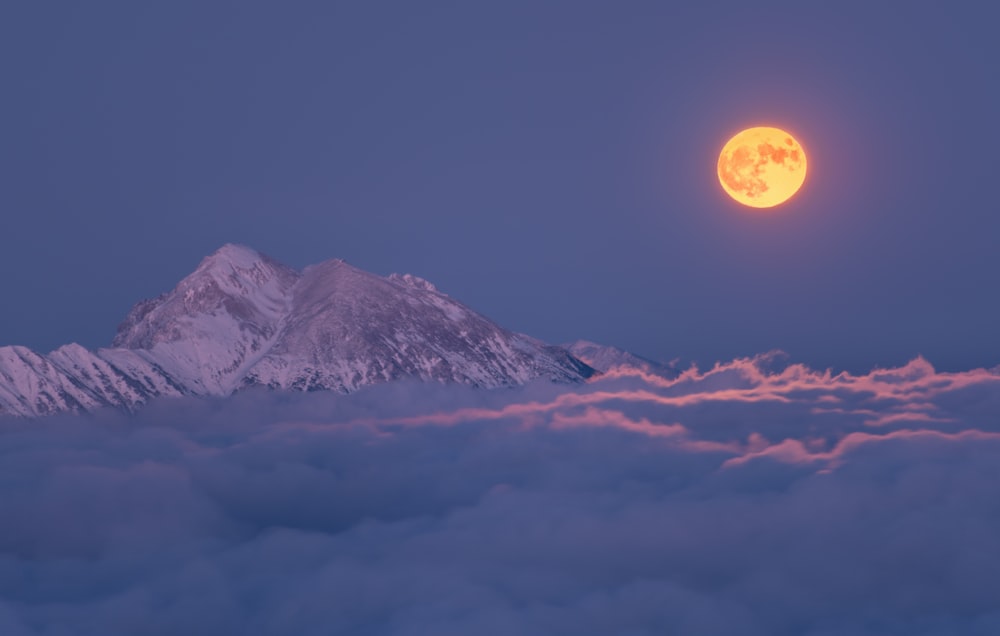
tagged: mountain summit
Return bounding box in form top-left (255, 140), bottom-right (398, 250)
top-left (112, 244), bottom-right (300, 394)
top-left (0, 245), bottom-right (595, 417)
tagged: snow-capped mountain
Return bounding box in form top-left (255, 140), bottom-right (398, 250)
top-left (0, 245), bottom-right (595, 417)
top-left (564, 340), bottom-right (679, 378)
top-left (0, 345), bottom-right (184, 417)
top-left (111, 245), bottom-right (300, 395)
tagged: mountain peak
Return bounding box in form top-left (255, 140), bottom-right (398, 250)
top-left (112, 246), bottom-right (597, 395)
top-left (192, 244), bottom-right (292, 288)
top-left (204, 242), bottom-right (263, 265)
top-left (1, 245), bottom-right (596, 416)
top-left (111, 245), bottom-right (300, 393)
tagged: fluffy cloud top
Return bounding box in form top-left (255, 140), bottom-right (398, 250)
top-left (2, 355), bottom-right (1000, 635)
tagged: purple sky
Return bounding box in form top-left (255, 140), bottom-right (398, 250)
top-left (2, 2), bottom-right (998, 372)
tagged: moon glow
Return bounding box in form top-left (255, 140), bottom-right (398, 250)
top-left (717, 127), bottom-right (807, 208)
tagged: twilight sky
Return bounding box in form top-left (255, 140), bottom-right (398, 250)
top-left (2, 1), bottom-right (998, 372)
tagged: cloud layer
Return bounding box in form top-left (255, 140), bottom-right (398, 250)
top-left (2, 355), bottom-right (1000, 635)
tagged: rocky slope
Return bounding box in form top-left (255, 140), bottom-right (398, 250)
top-left (564, 340), bottom-right (679, 378)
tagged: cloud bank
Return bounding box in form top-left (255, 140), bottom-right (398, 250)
top-left (2, 354), bottom-right (1000, 635)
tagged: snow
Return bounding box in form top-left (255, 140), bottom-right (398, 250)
top-left (0, 245), bottom-right (595, 417)
top-left (564, 340), bottom-right (678, 377)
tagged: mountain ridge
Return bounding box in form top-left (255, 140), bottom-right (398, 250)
top-left (564, 340), bottom-right (679, 377)
top-left (0, 245), bottom-right (597, 417)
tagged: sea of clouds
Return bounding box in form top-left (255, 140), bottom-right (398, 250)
top-left (2, 353), bottom-right (1000, 635)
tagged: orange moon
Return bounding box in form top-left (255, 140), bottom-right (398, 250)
top-left (717, 127), bottom-right (807, 208)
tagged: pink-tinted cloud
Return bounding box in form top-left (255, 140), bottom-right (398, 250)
top-left (2, 354), bottom-right (1000, 634)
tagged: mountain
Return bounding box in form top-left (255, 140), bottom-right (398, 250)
top-left (0, 245), bottom-right (595, 417)
top-left (0, 345), bottom-right (185, 417)
top-left (564, 340), bottom-right (679, 378)
top-left (111, 245), bottom-right (300, 395)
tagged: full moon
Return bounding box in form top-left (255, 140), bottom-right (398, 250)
top-left (717, 127), bottom-right (807, 208)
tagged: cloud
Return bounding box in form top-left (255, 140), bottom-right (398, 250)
top-left (1, 355), bottom-right (1000, 635)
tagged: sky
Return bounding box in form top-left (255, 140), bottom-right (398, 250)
top-left (2, 1), bottom-right (999, 372)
